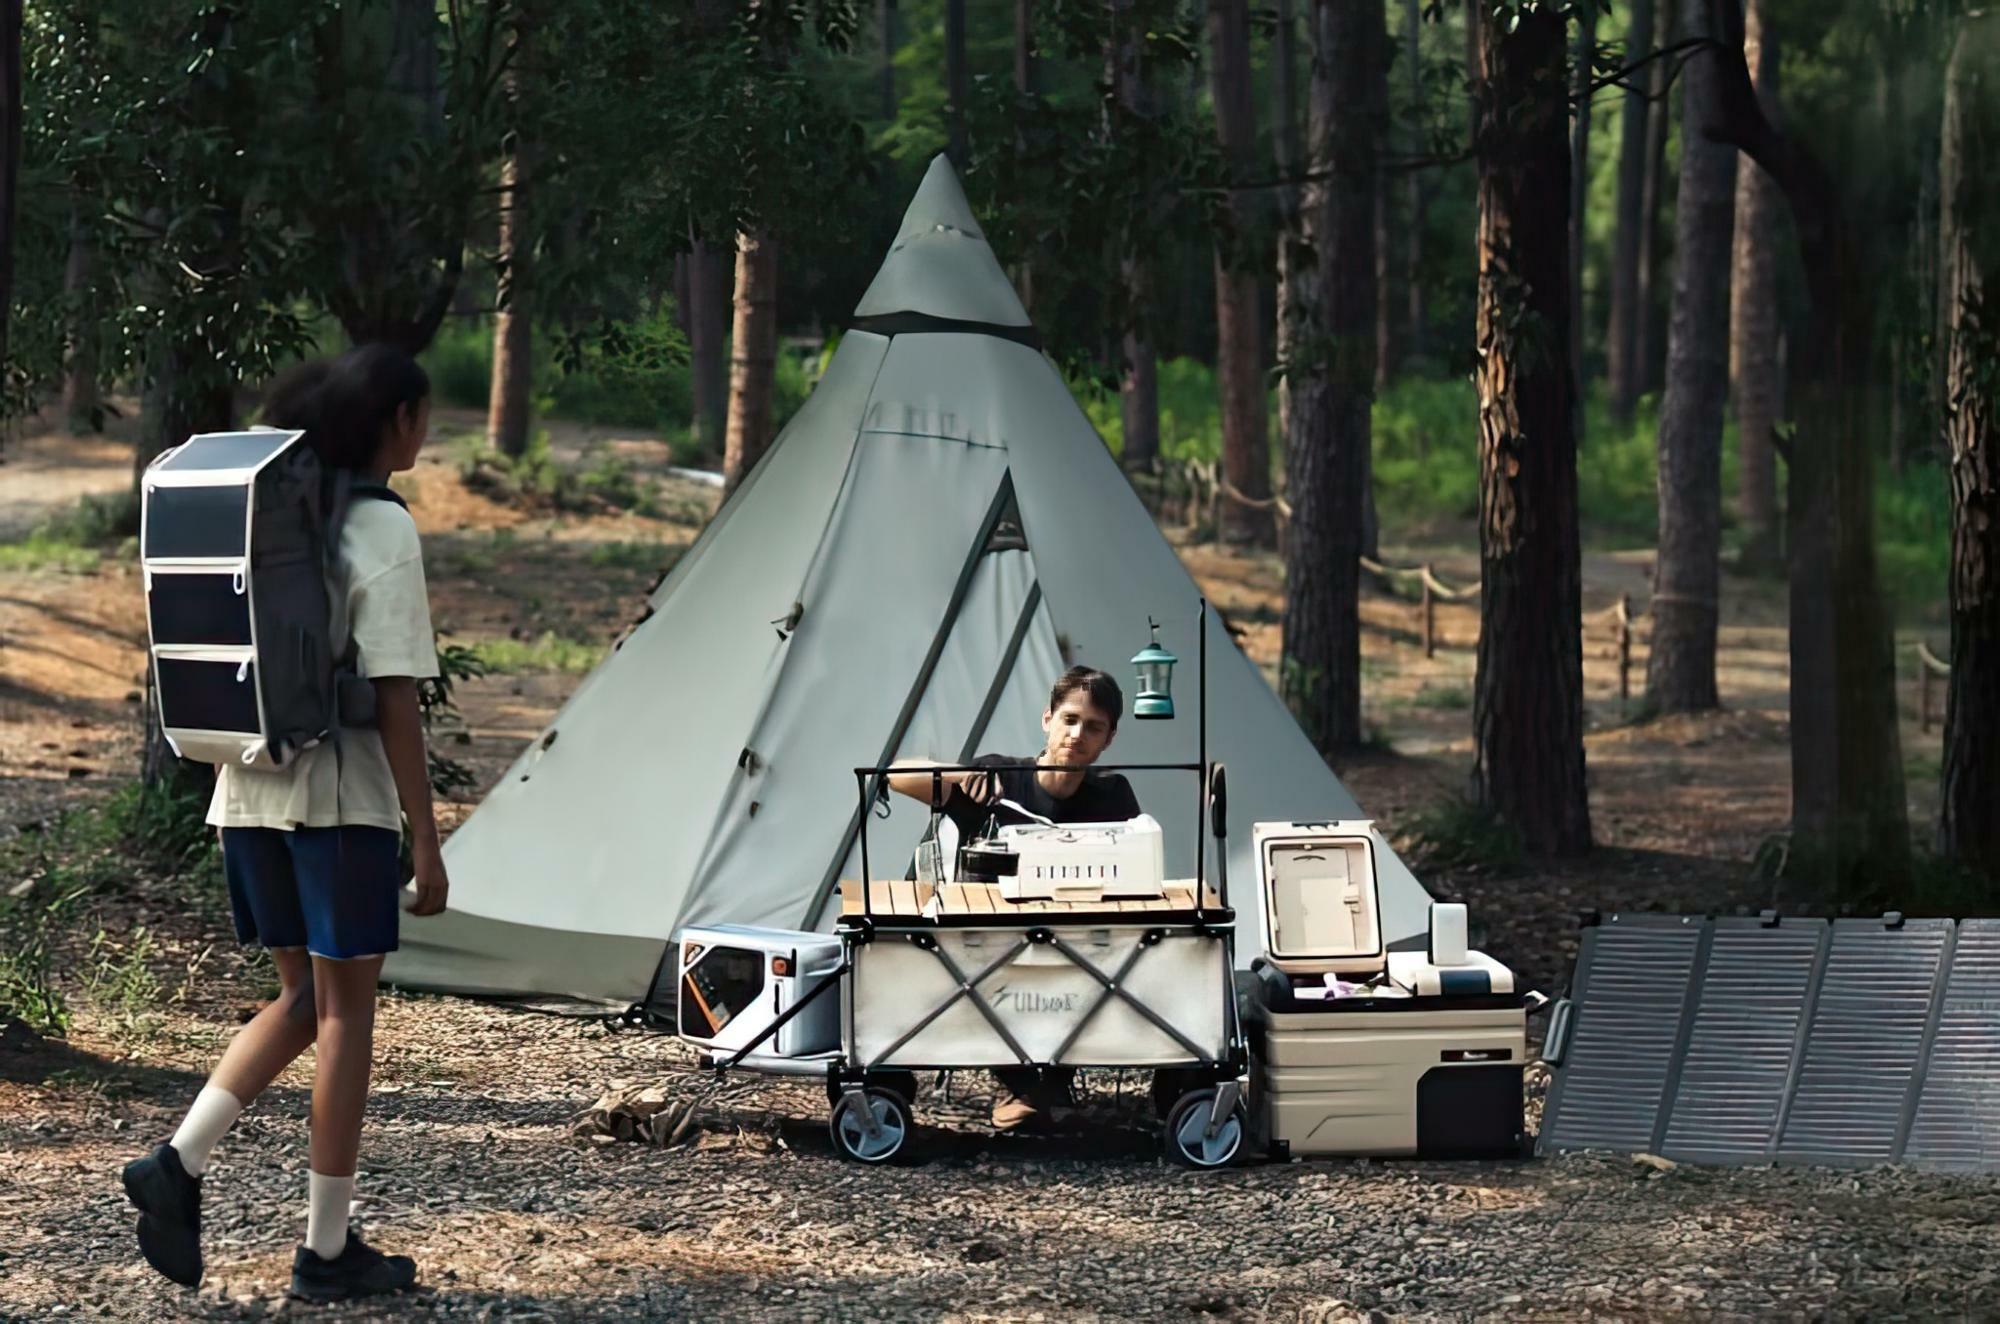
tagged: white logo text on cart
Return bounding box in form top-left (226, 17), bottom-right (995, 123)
top-left (986, 984), bottom-right (1083, 1013)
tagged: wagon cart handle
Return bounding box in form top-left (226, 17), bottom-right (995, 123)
top-left (1204, 763), bottom-right (1228, 918)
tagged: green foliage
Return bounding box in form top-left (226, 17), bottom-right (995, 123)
top-left (0, 490), bottom-right (144, 573)
top-left (1371, 377), bottom-right (1482, 522)
top-left (422, 641), bottom-right (491, 799)
top-left (82, 925), bottom-right (163, 1031)
top-left (0, 880), bottom-right (84, 1037)
top-left (957, 2), bottom-right (1222, 381)
top-left (0, 778), bottom-right (221, 1038)
top-left (1876, 460), bottom-right (1952, 617)
top-left (1403, 796), bottom-right (1525, 873)
top-left (38, 490), bottom-right (142, 546)
top-left (0, 534), bottom-right (104, 575)
top-left (459, 429), bottom-right (672, 517)
top-left (464, 633), bottom-right (608, 676)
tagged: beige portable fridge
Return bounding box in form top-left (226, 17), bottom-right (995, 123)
top-left (1249, 990), bottom-right (1529, 1159)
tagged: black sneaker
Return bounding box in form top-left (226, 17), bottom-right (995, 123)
top-left (121, 1142), bottom-right (202, 1287)
top-left (290, 1232), bottom-right (418, 1302)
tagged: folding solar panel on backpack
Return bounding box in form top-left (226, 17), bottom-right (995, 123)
top-left (141, 429), bottom-right (343, 771)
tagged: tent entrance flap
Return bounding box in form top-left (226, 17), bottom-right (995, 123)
top-left (803, 472), bottom-right (1022, 927)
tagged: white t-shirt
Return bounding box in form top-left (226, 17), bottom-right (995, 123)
top-left (207, 495), bottom-right (440, 833)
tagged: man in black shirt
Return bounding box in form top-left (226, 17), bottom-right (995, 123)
top-left (887, 665), bottom-right (1142, 1131)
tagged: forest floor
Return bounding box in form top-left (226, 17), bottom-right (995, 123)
top-left (0, 404), bottom-right (1988, 1322)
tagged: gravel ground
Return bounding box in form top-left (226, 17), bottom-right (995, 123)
top-left (5, 980), bottom-right (1999, 1324)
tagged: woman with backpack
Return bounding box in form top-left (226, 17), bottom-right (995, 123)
top-left (122, 344), bottom-right (448, 1303)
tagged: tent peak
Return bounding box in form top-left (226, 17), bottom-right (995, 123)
top-left (853, 155), bottom-right (1032, 329)
top-left (893, 155), bottom-right (986, 242)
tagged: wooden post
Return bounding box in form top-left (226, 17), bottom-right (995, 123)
top-left (1421, 569), bottom-right (1436, 658)
top-left (1618, 594), bottom-right (1632, 708)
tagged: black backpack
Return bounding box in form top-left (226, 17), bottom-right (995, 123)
top-left (141, 429), bottom-right (400, 770)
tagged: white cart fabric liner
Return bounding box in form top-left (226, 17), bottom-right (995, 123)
top-left (848, 924), bottom-right (1232, 1069)
top-left (1540, 913), bottom-right (2000, 1172)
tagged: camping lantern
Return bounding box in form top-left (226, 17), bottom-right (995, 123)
top-left (1131, 621), bottom-right (1178, 720)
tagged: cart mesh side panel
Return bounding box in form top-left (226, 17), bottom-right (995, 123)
top-left (1538, 916), bottom-right (1703, 1156)
top-left (1774, 918), bottom-right (1952, 1168)
top-left (1659, 918), bottom-right (1825, 1164)
top-left (1904, 919), bottom-right (2000, 1172)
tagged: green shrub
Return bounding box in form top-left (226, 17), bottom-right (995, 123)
top-left (1372, 377), bottom-right (1481, 522)
top-left (1402, 796), bottom-right (1524, 873)
top-left (0, 534), bottom-right (102, 574)
top-left (464, 632), bottom-right (607, 675)
top-left (0, 880), bottom-right (84, 1037)
top-left (424, 318), bottom-right (497, 410)
top-left (1877, 460), bottom-right (1951, 615)
top-left (40, 490), bottom-right (142, 545)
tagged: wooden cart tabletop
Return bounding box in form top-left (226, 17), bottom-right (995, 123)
top-left (838, 878), bottom-right (1226, 922)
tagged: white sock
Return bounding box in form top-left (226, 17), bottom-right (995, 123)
top-left (168, 1085), bottom-right (244, 1177)
top-left (306, 1171), bottom-right (356, 1260)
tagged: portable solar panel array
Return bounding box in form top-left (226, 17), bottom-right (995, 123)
top-left (1540, 912), bottom-right (2000, 1172)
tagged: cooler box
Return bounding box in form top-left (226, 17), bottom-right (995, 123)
top-left (675, 925), bottom-right (843, 1058)
top-left (1251, 984), bottom-right (1528, 1159)
top-left (1252, 820), bottom-right (1387, 978)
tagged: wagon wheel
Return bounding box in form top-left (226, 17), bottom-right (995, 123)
top-left (829, 1087), bottom-right (913, 1164)
top-left (1164, 1086), bottom-right (1245, 1169)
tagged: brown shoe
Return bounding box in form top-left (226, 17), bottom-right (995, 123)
top-left (991, 1088), bottom-right (1042, 1132)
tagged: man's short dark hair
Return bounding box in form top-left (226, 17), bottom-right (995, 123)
top-left (1048, 666), bottom-right (1123, 730)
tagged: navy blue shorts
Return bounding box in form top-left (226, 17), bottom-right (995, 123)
top-left (222, 826), bottom-right (403, 960)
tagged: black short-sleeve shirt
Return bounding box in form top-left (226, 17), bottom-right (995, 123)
top-left (942, 753), bottom-right (1143, 842)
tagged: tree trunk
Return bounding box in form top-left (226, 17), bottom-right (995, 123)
top-left (1635, 1), bottom-right (1674, 403)
top-left (1015, 0), bottom-right (1035, 95)
top-left (1403, 0), bottom-right (1426, 368)
top-left (1606, 0), bottom-right (1655, 423)
top-left (1568, 0), bottom-right (1596, 393)
top-left (688, 238), bottom-right (731, 454)
top-left (1110, 1), bottom-right (1159, 474)
top-left (1012, 0), bottom-right (1037, 314)
top-left (879, 0), bottom-right (898, 119)
top-left (1645, 0), bottom-right (1735, 712)
top-left (945, 0), bottom-right (967, 164)
top-left (723, 229), bottom-right (778, 499)
top-left (1281, 0), bottom-right (1366, 755)
top-left (0, 0), bottom-right (18, 413)
top-left (1273, 0), bottom-right (1301, 448)
top-left (487, 127), bottom-right (533, 458)
top-left (62, 199), bottom-right (100, 431)
top-left (1938, 13), bottom-right (2000, 876)
top-left (1471, 1), bottom-right (1593, 856)
top-left (1209, 0), bottom-right (1274, 548)
top-left (1729, 0), bottom-right (1781, 570)
top-left (1374, 156), bottom-right (1394, 390)
top-left (1707, 0), bottom-right (1908, 886)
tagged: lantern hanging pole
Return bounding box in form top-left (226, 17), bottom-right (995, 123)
top-left (1197, 595), bottom-right (1207, 898)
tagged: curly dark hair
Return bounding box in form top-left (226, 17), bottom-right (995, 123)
top-left (256, 344), bottom-right (430, 473)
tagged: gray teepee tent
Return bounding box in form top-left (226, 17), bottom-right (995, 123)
top-left (384, 156), bottom-right (1432, 1007)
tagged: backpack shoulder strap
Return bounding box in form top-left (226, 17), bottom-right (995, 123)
top-left (348, 482), bottom-right (409, 511)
